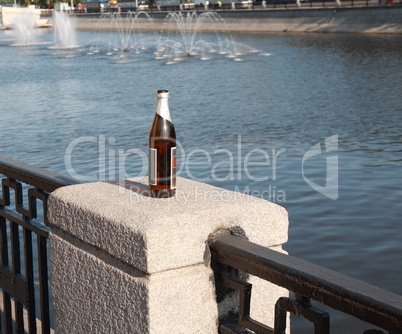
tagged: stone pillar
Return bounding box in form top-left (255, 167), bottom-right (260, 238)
top-left (48, 177), bottom-right (288, 333)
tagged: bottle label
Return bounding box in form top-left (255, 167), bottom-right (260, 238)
top-left (148, 146), bottom-right (177, 188)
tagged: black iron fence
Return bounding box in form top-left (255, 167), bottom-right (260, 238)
top-left (0, 156), bottom-right (401, 333)
top-left (209, 233), bottom-right (402, 334)
top-left (60, 0), bottom-right (401, 14)
top-left (250, 0), bottom-right (393, 10)
top-left (0, 156), bottom-right (79, 333)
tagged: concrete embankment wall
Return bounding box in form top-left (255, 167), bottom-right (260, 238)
top-left (73, 6), bottom-right (402, 33)
top-left (0, 6), bottom-right (41, 27)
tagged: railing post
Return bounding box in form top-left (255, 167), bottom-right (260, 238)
top-left (48, 176), bottom-right (289, 333)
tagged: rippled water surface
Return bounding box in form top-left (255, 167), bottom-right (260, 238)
top-left (1, 26), bottom-right (401, 332)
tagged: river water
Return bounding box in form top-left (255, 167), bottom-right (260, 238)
top-left (1, 23), bottom-right (401, 332)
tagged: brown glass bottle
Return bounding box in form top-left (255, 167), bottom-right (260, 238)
top-left (148, 90), bottom-right (177, 198)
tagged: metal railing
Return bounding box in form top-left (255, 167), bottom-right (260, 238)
top-left (0, 156), bottom-right (79, 333)
top-left (254, 0), bottom-right (391, 10)
top-left (54, 0), bottom-right (400, 14)
top-left (209, 233), bottom-right (402, 334)
top-left (47, 0), bottom-right (396, 16)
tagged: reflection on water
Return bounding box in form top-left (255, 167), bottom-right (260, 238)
top-left (1, 28), bottom-right (401, 331)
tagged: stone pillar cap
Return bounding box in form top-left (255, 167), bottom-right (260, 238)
top-left (49, 177), bottom-right (288, 274)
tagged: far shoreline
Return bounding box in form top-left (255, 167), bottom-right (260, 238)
top-left (63, 5), bottom-right (402, 34)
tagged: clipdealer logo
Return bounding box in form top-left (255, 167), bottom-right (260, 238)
top-left (64, 134), bottom-right (339, 201)
top-left (302, 134), bottom-right (339, 200)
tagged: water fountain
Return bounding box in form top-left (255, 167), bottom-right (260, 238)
top-left (155, 12), bottom-right (260, 63)
top-left (90, 11), bottom-right (156, 55)
top-left (53, 11), bottom-right (79, 48)
top-left (12, 9), bottom-right (38, 45)
top-left (163, 12), bottom-right (227, 57)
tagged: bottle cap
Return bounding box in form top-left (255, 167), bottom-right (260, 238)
top-left (157, 90), bottom-right (169, 98)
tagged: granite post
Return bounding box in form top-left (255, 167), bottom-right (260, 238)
top-left (48, 176), bottom-right (289, 333)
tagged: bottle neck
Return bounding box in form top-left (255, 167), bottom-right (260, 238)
top-left (156, 94), bottom-right (172, 122)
